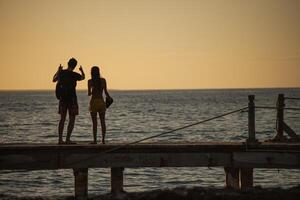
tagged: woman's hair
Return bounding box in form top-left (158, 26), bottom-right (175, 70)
top-left (91, 66), bottom-right (101, 89)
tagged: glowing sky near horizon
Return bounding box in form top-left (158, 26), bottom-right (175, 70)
top-left (0, 0), bottom-right (299, 90)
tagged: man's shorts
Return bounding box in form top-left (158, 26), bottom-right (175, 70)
top-left (58, 99), bottom-right (79, 116)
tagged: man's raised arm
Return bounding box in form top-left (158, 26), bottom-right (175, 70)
top-left (79, 65), bottom-right (85, 80)
top-left (53, 64), bottom-right (62, 82)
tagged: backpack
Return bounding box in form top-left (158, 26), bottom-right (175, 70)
top-left (55, 81), bottom-right (62, 100)
top-left (55, 70), bottom-right (74, 101)
top-left (56, 83), bottom-right (73, 101)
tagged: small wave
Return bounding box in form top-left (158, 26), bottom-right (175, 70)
top-left (38, 122), bottom-right (56, 126)
top-left (0, 124), bottom-right (10, 128)
top-left (41, 135), bottom-right (56, 138)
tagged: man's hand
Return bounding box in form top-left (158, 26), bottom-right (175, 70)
top-left (58, 64), bottom-right (63, 71)
top-left (79, 65), bottom-right (85, 80)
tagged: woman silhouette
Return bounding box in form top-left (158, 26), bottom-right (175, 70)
top-left (88, 66), bottom-right (112, 144)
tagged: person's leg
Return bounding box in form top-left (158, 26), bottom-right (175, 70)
top-left (66, 114), bottom-right (76, 143)
top-left (58, 102), bottom-right (67, 144)
top-left (90, 112), bottom-right (98, 143)
top-left (65, 100), bottom-right (78, 144)
top-left (99, 112), bottom-right (106, 144)
top-left (58, 112), bottom-right (67, 144)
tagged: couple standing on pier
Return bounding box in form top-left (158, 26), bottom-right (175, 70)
top-left (53, 58), bottom-right (113, 145)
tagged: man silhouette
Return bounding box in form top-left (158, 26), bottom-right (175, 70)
top-left (53, 58), bottom-right (85, 144)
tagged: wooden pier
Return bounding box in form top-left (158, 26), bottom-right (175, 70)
top-left (1, 94), bottom-right (299, 200)
top-left (1, 142), bottom-right (300, 199)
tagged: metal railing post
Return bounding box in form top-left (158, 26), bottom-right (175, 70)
top-left (276, 94), bottom-right (285, 139)
top-left (247, 95), bottom-right (256, 143)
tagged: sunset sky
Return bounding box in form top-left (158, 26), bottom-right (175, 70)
top-left (0, 0), bottom-right (299, 90)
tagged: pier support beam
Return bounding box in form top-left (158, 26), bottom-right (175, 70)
top-left (225, 167), bottom-right (253, 189)
top-left (111, 167), bottom-right (124, 193)
top-left (240, 168), bottom-right (253, 189)
top-left (224, 167), bottom-right (240, 189)
top-left (73, 168), bottom-right (88, 200)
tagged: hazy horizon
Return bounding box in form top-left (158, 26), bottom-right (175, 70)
top-left (0, 86), bottom-right (299, 92)
top-left (1, 0), bottom-right (299, 90)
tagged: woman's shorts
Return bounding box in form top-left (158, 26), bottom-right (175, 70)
top-left (89, 98), bottom-right (106, 113)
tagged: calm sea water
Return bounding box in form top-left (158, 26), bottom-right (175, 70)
top-left (0, 89), bottom-right (300, 198)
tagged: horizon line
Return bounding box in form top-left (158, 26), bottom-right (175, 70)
top-left (0, 86), bottom-right (300, 92)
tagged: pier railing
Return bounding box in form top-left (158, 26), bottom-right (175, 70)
top-left (0, 94), bottom-right (300, 200)
top-left (252, 94), bottom-right (300, 142)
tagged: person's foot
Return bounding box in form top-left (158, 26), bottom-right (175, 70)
top-left (102, 139), bottom-right (105, 144)
top-left (90, 141), bottom-right (97, 144)
top-left (65, 140), bottom-right (76, 144)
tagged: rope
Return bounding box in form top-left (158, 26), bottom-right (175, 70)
top-left (67, 106), bottom-right (248, 166)
top-left (256, 106), bottom-right (277, 110)
top-left (285, 97), bottom-right (300, 100)
top-left (255, 106), bottom-right (300, 111)
top-left (286, 110), bottom-right (300, 114)
top-left (285, 107), bottom-right (300, 111)
top-left (102, 106), bottom-right (248, 153)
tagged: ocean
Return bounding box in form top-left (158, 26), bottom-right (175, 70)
top-left (0, 88), bottom-right (300, 198)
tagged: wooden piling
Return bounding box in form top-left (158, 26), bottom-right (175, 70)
top-left (111, 167), bottom-right (124, 193)
top-left (73, 168), bottom-right (88, 200)
top-left (224, 167), bottom-right (240, 189)
top-left (245, 96), bottom-right (256, 190)
top-left (225, 167), bottom-right (253, 189)
top-left (240, 168), bottom-right (253, 189)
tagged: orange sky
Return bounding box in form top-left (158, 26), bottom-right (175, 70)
top-left (0, 0), bottom-right (299, 90)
